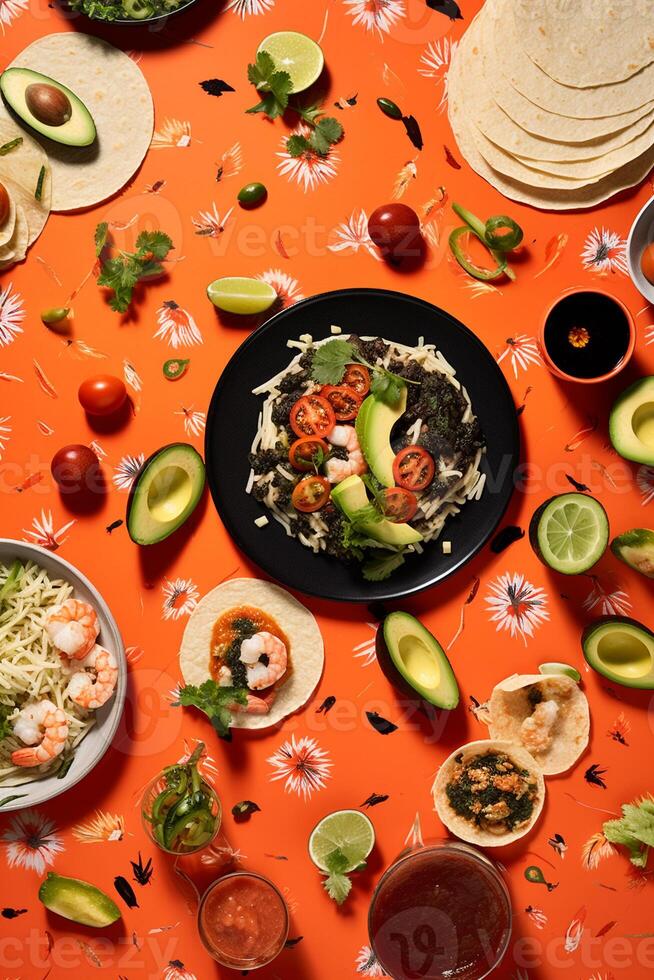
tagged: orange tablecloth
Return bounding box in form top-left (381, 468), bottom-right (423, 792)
top-left (1, 1), bottom-right (654, 977)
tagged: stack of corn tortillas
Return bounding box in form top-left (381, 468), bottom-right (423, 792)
top-left (0, 104), bottom-right (51, 271)
top-left (448, 0), bottom-right (654, 210)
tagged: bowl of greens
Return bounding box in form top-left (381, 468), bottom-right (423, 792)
top-left (68, 0), bottom-right (197, 25)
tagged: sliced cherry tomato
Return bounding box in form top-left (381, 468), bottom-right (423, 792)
top-left (320, 385), bottom-right (362, 421)
top-left (291, 475), bottom-right (331, 513)
top-left (289, 394), bottom-right (335, 437)
top-left (289, 436), bottom-right (328, 472)
top-left (393, 445), bottom-right (435, 491)
top-left (382, 487), bottom-right (418, 523)
top-left (343, 364), bottom-right (371, 396)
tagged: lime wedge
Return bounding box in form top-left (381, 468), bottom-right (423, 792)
top-left (309, 809), bottom-right (375, 873)
top-left (257, 32), bottom-right (324, 94)
top-left (206, 277), bottom-right (277, 315)
top-left (530, 492), bottom-right (609, 575)
top-left (539, 662), bottom-right (581, 683)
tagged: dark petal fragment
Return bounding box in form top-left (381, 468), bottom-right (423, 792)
top-left (566, 474), bottom-right (590, 492)
top-left (490, 525), bottom-right (525, 554)
top-left (426, 0), bottom-right (463, 18)
top-left (366, 711), bottom-right (398, 735)
top-left (232, 800), bottom-right (261, 822)
top-left (402, 115), bottom-right (423, 151)
top-left (316, 696), bottom-right (336, 714)
top-left (114, 875), bottom-right (139, 909)
top-left (199, 79), bottom-right (236, 97)
top-left (361, 793), bottom-right (389, 808)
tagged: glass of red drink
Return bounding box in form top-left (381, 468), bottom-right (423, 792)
top-left (368, 841), bottom-right (511, 980)
top-left (198, 871), bottom-right (289, 970)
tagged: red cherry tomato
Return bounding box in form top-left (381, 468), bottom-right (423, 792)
top-left (393, 445), bottom-right (436, 491)
top-left (291, 475), bottom-right (331, 513)
top-left (51, 444), bottom-right (101, 493)
top-left (641, 243), bottom-right (654, 285)
top-left (0, 183), bottom-right (9, 226)
top-left (368, 203), bottom-right (421, 257)
top-left (288, 436), bottom-right (328, 472)
top-left (78, 375), bottom-right (127, 416)
top-left (289, 394), bottom-right (335, 437)
top-left (381, 487), bottom-right (418, 523)
top-left (320, 385), bottom-right (362, 421)
top-left (343, 364), bottom-right (370, 396)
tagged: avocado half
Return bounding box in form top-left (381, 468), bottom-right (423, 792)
top-left (609, 376), bottom-right (654, 466)
top-left (332, 474), bottom-right (422, 547)
top-left (0, 68), bottom-right (96, 148)
top-left (355, 387), bottom-right (407, 487)
top-left (127, 443), bottom-right (205, 546)
top-left (611, 528), bottom-right (654, 579)
top-left (39, 873), bottom-right (121, 927)
top-left (582, 616), bottom-right (654, 689)
top-left (376, 611), bottom-right (459, 709)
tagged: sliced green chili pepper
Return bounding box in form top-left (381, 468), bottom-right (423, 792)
top-left (449, 226), bottom-right (508, 281)
top-left (0, 137), bottom-right (22, 156)
top-left (524, 865), bottom-right (547, 885)
top-left (0, 561), bottom-right (22, 604)
top-left (147, 743), bottom-right (217, 853)
top-left (485, 214), bottom-right (524, 252)
top-left (377, 97), bottom-right (403, 120)
top-left (451, 202), bottom-right (517, 281)
top-left (163, 358), bottom-right (190, 381)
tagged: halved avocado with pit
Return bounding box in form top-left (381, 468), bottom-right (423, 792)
top-left (127, 443), bottom-right (205, 545)
top-left (376, 611), bottom-right (459, 708)
top-left (39, 873), bottom-right (121, 927)
top-left (0, 68), bottom-right (96, 148)
top-left (582, 616), bottom-right (654, 689)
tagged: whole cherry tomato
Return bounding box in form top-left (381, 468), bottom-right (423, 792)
top-left (368, 203), bottom-right (421, 258)
top-left (78, 374), bottom-right (127, 416)
top-left (0, 183), bottom-right (9, 226)
top-left (51, 444), bottom-right (101, 494)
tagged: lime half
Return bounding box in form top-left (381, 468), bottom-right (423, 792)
top-left (206, 277), bottom-right (276, 315)
top-left (530, 493), bottom-right (609, 575)
top-left (539, 662), bottom-right (581, 683)
top-left (309, 809), bottom-right (375, 873)
top-left (257, 32), bottom-right (324, 94)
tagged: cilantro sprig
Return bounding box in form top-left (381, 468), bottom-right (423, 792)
top-left (311, 338), bottom-right (413, 408)
top-left (604, 796), bottom-right (654, 868)
top-left (246, 51), bottom-right (344, 157)
top-left (95, 222), bottom-right (173, 314)
top-left (322, 848), bottom-right (354, 905)
top-left (172, 680), bottom-right (248, 739)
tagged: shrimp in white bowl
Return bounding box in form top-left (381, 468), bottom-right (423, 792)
top-left (324, 425), bottom-right (367, 484)
top-left (65, 645), bottom-right (118, 711)
top-left (45, 598), bottom-right (99, 660)
top-left (11, 700), bottom-right (69, 768)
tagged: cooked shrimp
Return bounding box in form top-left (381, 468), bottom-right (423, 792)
top-left (324, 425), bottom-right (367, 484)
top-left (239, 631), bottom-right (287, 690)
top-left (65, 645), bottom-right (118, 710)
top-left (232, 691), bottom-right (276, 715)
top-left (45, 598), bottom-right (99, 660)
top-left (11, 699), bottom-right (69, 768)
top-left (520, 700), bottom-right (559, 754)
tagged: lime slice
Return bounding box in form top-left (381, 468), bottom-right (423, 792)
top-left (539, 662), bottom-right (581, 683)
top-left (206, 277), bottom-right (277, 315)
top-left (257, 32), bottom-right (324, 94)
top-left (530, 492), bottom-right (609, 575)
top-left (309, 809), bottom-right (375, 873)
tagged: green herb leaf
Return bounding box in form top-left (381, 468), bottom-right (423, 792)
top-left (370, 370), bottom-right (405, 407)
top-left (323, 871), bottom-right (352, 904)
top-left (246, 52), bottom-right (293, 120)
top-left (311, 339), bottom-right (355, 385)
top-left (362, 551), bottom-right (407, 581)
top-left (172, 681), bottom-right (247, 738)
top-left (247, 50), bottom-right (276, 89)
top-left (136, 229), bottom-right (173, 260)
top-left (95, 225), bottom-right (173, 313)
top-left (95, 222), bottom-right (109, 257)
top-left (603, 797), bottom-right (654, 866)
top-left (286, 134), bottom-right (311, 157)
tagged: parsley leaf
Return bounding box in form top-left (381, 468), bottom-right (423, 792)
top-left (95, 224), bottom-right (173, 314)
top-left (286, 134), bottom-right (311, 158)
top-left (95, 222), bottom-right (109, 257)
top-left (323, 848), bottom-right (353, 905)
top-left (311, 339), bottom-right (355, 384)
top-left (363, 551), bottom-right (407, 581)
top-left (246, 51), bottom-right (293, 119)
top-left (310, 116), bottom-right (343, 155)
top-left (604, 797), bottom-right (654, 867)
top-left (172, 681), bottom-right (248, 738)
top-left (136, 229), bottom-right (173, 260)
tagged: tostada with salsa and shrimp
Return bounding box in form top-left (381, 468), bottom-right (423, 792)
top-left (177, 579), bottom-right (324, 733)
top-left (247, 333), bottom-right (485, 582)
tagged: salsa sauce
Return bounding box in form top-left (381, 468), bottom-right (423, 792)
top-left (199, 873), bottom-right (288, 968)
top-left (543, 291), bottom-right (632, 380)
top-left (369, 847), bottom-right (511, 980)
top-left (209, 605), bottom-right (290, 687)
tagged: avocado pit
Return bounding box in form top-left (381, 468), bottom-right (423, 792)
top-left (25, 83), bottom-right (72, 127)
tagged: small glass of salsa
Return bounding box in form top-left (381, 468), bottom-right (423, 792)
top-left (369, 841), bottom-right (511, 980)
top-left (198, 872), bottom-right (289, 970)
top-left (539, 288), bottom-right (635, 384)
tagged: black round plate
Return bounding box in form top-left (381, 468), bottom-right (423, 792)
top-left (205, 289), bottom-right (519, 602)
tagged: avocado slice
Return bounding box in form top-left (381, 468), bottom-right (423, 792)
top-left (1, 68), bottom-right (96, 148)
top-left (611, 528), bottom-right (654, 579)
top-left (609, 376), bottom-right (654, 465)
top-left (331, 474), bottom-right (422, 547)
top-left (39, 873), bottom-right (121, 927)
top-left (355, 387), bottom-right (407, 487)
top-left (127, 443), bottom-right (205, 546)
top-left (376, 611), bottom-right (459, 708)
top-left (582, 616), bottom-right (654, 689)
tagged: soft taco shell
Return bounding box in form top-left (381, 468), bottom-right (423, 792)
top-left (487, 673), bottom-right (589, 776)
top-left (433, 739), bottom-right (545, 847)
top-left (179, 578), bottom-right (324, 731)
top-left (0, 104), bottom-right (51, 256)
top-left (7, 34), bottom-right (153, 212)
top-left (0, 186), bottom-right (16, 248)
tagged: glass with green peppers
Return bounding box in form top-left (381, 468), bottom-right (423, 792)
top-left (141, 744), bottom-right (221, 855)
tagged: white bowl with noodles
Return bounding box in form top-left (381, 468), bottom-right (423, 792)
top-left (627, 194), bottom-right (654, 304)
top-left (0, 539), bottom-right (125, 812)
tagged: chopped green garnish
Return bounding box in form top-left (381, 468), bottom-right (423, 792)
top-left (34, 166), bottom-right (46, 202)
top-left (0, 137), bottom-right (22, 156)
top-left (95, 225), bottom-right (173, 313)
top-left (172, 680), bottom-right (247, 738)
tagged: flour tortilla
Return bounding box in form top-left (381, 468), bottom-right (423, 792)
top-left (513, 0), bottom-right (654, 89)
top-left (490, 0), bottom-right (654, 118)
top-left (0, 187), bottom-right (16, 248)
top-left (433, 739), bottom-right (545, 847)
top-left (179, 578), bottom-right (324, 731)
top-left (448, 28), bottom-right (654, 210)
top-left (0, 103), bottom-right (50, 261)
top-left (7, 34), bottom-right (153, 212)
top-left (486, 674), bottom-right (590, 776)
top-left (0, 202), bottom-right (28, 268)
